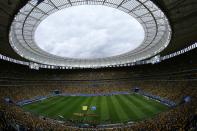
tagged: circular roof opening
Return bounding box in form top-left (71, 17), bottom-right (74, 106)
top-left (34, 5), bottom-right (144, 59)
top-left (10, 0), bottom-right (171, 67)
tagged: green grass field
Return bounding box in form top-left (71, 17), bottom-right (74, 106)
top-left (22, 94), bottom-right (169, 124)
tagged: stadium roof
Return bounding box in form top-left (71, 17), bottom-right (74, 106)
top-left (0, 0), bottom-right (197, 67)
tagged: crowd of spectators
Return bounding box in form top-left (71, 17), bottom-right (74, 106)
top-left (0, 49), bottom-right (196, 130)
top-left (0, 86), bottom-right (130, 102)
top-left (0, 80), bottom-right (196, 130)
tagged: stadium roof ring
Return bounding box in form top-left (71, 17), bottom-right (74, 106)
top-left (9, 0), bottom-right (171, 68)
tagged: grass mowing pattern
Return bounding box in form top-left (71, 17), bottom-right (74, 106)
top-left (22, 94), bottom-right (169, 124)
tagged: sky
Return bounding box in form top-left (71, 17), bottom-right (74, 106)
top-left (35, 5), bottom-right (144, 59)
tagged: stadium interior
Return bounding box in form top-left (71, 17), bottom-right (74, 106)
top-left (0, 0), bottom-right (197, 130)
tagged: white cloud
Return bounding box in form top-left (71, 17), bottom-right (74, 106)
top-left (35, 5), bottom-right (144, 59)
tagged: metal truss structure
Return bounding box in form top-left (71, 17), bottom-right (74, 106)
top-left (9, 0), bottom-right (171, 68)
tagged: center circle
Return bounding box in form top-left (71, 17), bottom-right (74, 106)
top-left (35, 5), bottom-right (145, 59)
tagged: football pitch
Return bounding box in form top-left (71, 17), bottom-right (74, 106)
top-left (22, 94), bottom-right (169, 124)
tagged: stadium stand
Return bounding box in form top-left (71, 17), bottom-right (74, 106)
top-left (0, 48), bottom-right (196, 130)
